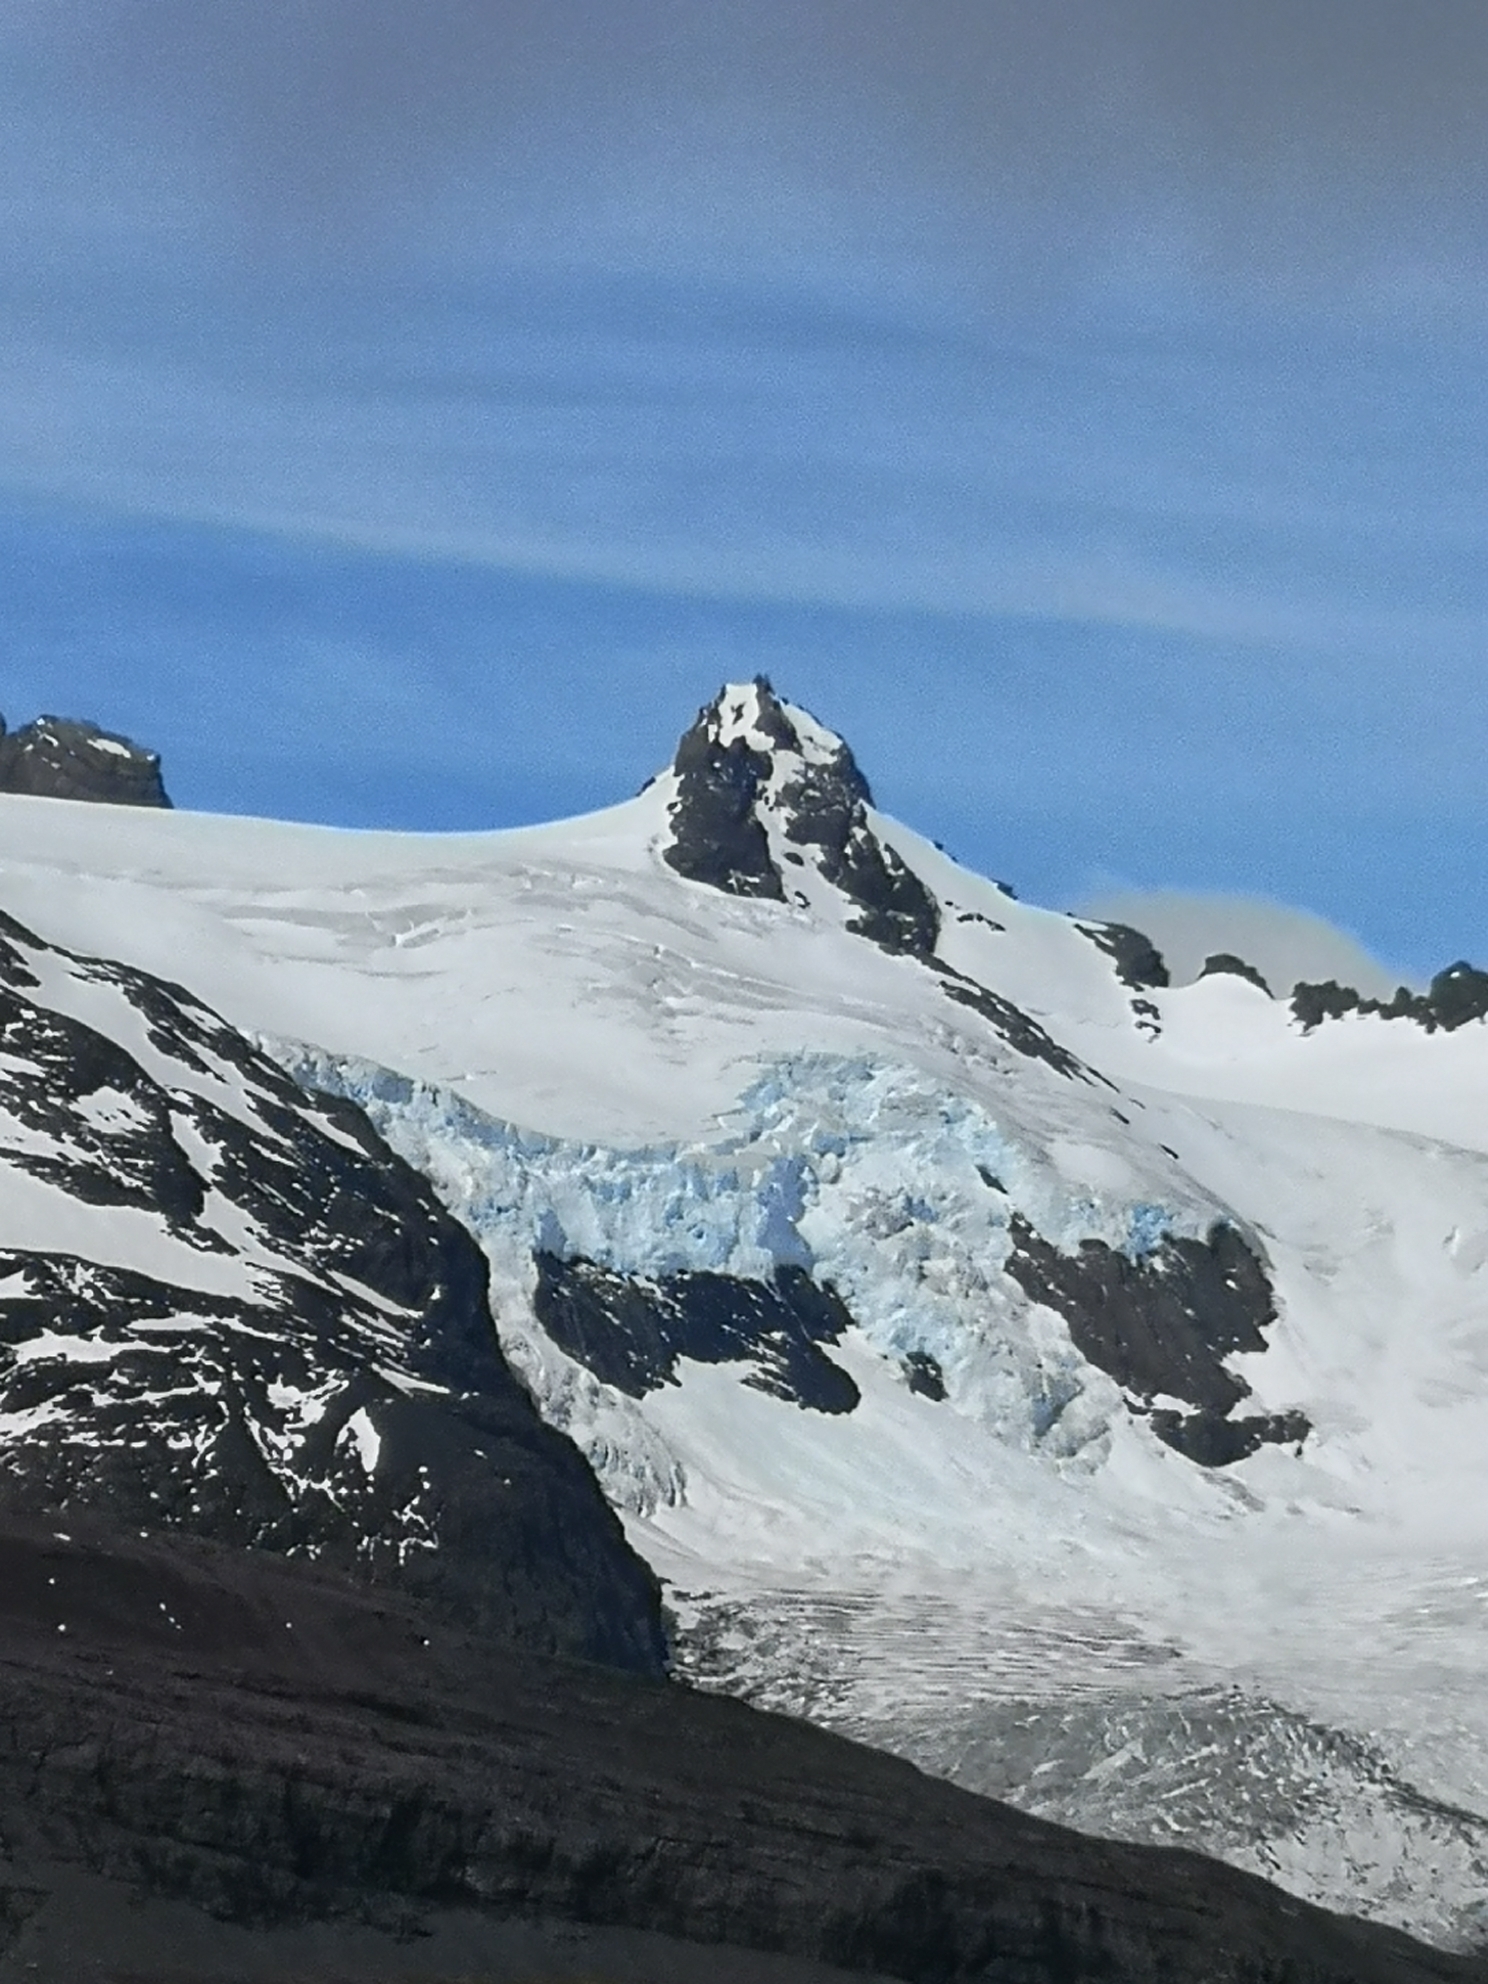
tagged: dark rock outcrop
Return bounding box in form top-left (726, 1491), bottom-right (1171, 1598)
top-left (902, 1349), bottom-right (946, 1400)
top-left (0, 909), bottom-right (665, 1674)
top-left (1004, 1215), bottom-right (1310, 1465)
top-left (662, 697), bottom-right (785, 899)
top-left (661, 683), bottom-right (1097, 1078)
top-left (932, 961), bottom-right (1090, 1078)
top-left (662, 679), bottom-right (939, 956)
top-left (0, 712), bottom-right (170, 807)
top-left (533, 1252), bottom-right (861, 1414)
top-left (1074, 920), bottom-right (1170, 990)
top-left (0, 1511), bottom-right (1475, 1984)
top-left (1293, 962), bottom-right (1488, 1035)
top-left (1200, 952), bottom-right (1273, 995)
top-left (770, 727), bottom-right (940, 961)
top-left (1072, 922), bottom-right (1169, 1039)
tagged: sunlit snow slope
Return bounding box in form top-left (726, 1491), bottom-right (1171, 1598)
top-left (3, 678), bottom-right (1488, 1946)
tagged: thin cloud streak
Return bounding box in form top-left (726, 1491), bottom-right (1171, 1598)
top-left (6, 2), bottom-right (1488, 305)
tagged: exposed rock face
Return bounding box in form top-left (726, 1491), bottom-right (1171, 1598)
top-left (0, 908), bottom-right (665, 1673)
top-left (930, 960), bottom-right (1089, 1077)
top-left (663, 678), bottom-right (938, 956)
top-left (0, 1511), bottom-right (1474, 1984)
top-left (661, 682), bottom-right (1091, 1078)
top-left (1004, 1215), bottom-right (1310, 1465)
top-left (901, 1348), bottom-right (946, 1400)
top-left (773, 738), bottom-right (939, 962)
top-left (1070, 921), bottom-right (1169, 1039)
top-left (1293, 962), bottom-right (1488, 1035)
top-left (1074, 919), bottom-right (1170, 990)
top-left (0, 712), bottom-right (170, 806)
top-left (1201, 951), bottom-right (1274, 995)
top-left (533, 1252), bottom-right (861, 1413)
top-left (663, 697), bottom-right (785, 899)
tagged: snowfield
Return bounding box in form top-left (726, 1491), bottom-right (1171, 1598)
top-left (2, 681), bottom-right (1488, 1946)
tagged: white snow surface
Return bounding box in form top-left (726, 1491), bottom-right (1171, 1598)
top-left (3, 690), bottom-right (1488, 1943)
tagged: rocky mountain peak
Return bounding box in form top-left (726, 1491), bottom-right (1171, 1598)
top-left (660, 678), bottom-right (938, 956)
top-left (705, 675), bottom-right (874, 803)
top-left (0, 712), bottom-right (171, 807)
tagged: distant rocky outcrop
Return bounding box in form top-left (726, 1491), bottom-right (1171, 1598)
top-left (1074, 919), bottom-right (1170, 990)
top-left (1292, 961), bottom-right (1488, 1035)
top-left (1201, 952), bottom-right (1274, 995)
top-left (0, 712), bottom-right (170, 806)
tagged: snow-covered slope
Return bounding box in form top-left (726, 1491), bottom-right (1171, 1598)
top-left (3, 678), bottom-right (1488, 1944)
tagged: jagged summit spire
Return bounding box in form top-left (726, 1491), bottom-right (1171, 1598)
top-left (659, 679), bottom-right (938, 957)
top-left (690, 677), bottom-right (874, 806)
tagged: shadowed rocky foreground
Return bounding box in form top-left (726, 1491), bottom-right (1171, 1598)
top-left (0, 1514), bottom-right (1478, 1984)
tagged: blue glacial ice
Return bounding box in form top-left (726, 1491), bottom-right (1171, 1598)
top-left (276, 1045), bottom-right (1234, 1500)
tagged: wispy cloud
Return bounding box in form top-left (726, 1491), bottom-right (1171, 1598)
top-left (5, 1), bottom-right (1488, 305)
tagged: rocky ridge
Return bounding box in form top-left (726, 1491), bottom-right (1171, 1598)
top-left (1293, 961), bottom-right (1488, 1034)
top-left (0, 906), bottom-right (664, 1671)
top-left (0, 713), bottom-right (170, 807)
top-left (0, 1510), bottom-right (1478, 1984)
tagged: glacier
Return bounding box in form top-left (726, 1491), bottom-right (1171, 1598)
top-left (278, 1041), bottom-right (1239, 1491)
top-left (275, 1034), bottom-right (1488, 1950)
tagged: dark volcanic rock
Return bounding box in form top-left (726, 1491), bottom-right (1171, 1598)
top-left (0, 910), bottom-right (665, 1674)
top-left (0, 712), bottom-right (170, 806)
top-left (0, 1513), bottom-right (1474, 1984)
top-left (533, 1252), bottom-right (861, 1413)
top-left (1200, 952), bottom-right (1273, 995)
top-left (1293, 962), bottom-right (1488, 1035)
top-left (1004, 1214), bottom-right (1310, 1465)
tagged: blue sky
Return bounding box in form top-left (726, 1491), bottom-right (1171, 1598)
top-left (1, 4), bottom-right (1485, 979)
